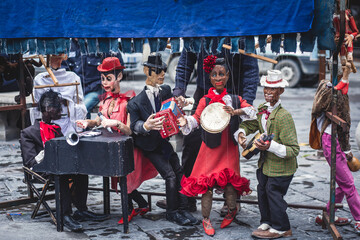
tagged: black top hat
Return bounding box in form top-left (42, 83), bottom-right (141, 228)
top-left (143, 53), bottom-right (167, 69)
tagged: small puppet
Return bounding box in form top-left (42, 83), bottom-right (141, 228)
top-left (333, 0), bottom-right (359, 94)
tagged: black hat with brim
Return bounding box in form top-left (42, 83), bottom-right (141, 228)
top-left (143, 53), bottom-right (167, 69)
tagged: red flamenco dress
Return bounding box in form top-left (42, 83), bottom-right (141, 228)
top-left (180, 88), bottom-right (251, 197)
top-left (99, 91), bottom-right (158, 193)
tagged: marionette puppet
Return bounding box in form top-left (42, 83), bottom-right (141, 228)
top-left (333, 0), bottom-right (359, 95)
top-left (127, 53), bottom-right (198, 226)
top-left (76, 57), bottom-right (158, 224)
top-left (21, 90), bottom-right (108, 232)
top-left (237, 70), bottom-right (299, 239)
top-left (310, 63), bottom-right (360, 234)
top-left (177, 56), bottom-right (255, 236)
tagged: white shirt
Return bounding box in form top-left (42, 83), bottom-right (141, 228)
top-left (145, 84), bottom-right (161, 113)
top-left (236, 100), bottom-right (287, 158)
top-left (31, 68), bottom-right (87, 136)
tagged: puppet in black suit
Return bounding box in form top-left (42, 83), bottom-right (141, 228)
top-left (20, 90), bottom-right (107, 232)
top-left (127, 53), bottom-right (198, 226)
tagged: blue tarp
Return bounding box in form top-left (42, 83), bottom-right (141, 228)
top-left (0, 0), bottom-right (335, 54)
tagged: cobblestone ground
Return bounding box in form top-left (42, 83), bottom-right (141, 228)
top-left (1, 78), bottom-right (360, 239)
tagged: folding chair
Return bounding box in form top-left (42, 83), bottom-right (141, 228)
top-left (23, 166), bottom-right (57, 225)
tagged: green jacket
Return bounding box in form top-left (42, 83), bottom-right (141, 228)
top-left (239, 103), bottom-right (299, 177)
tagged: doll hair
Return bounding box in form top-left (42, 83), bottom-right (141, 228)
top-left (38, 89), bottom-right (62, 113)
top-left (203, 55), bottom-right (229, 73)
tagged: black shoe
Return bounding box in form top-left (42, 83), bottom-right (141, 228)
top-left (156, 199), bottom-right (167, 210)
top-left (64, 214), bottom-right (83, 232)
top-left (73, 210), bottom-right (109, 222)
top-left (166, 211), bottom-right (191, 226)
top-left (180, 210), bottom-right (200, 225)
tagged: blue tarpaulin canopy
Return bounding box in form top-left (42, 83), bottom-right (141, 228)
top-left (0, 0), bottom-right (335, 54)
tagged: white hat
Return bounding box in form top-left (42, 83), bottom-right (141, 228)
top-left (260, 70), bottom-right (289, 88)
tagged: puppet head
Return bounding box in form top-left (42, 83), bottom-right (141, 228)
top-left (98, 57), bottom-right (125, 93)
top-left (144, 53), bottom-right (167, 86)
top-left (49, 54), bottom-right (67, 69)
top-left (207, 57), bottom-right (229, 93)
top-left (38, 90), bottom-right (62, 123)
top-left (260, 70), bottom-right (288, 106)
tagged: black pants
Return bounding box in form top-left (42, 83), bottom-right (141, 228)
top-left (128, 190), bottom-right (148, 211)
top-left (256, 168), bottom-right (293, 231)
top-left (181, 87), bottom-right (205, 177)
top-left (143, 140), bottom-right (187, 213)
top-left (60, 174), bottom-right (88, 215)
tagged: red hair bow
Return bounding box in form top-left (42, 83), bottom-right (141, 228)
top-left (203, 55), bottom-right (217, 74)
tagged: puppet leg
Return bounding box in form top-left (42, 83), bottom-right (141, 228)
top-left (221, 184), bottom-right (237, 228)
top-left (201, 189), bottom-right (215, 236)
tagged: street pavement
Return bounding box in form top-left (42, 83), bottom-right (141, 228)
top-left (1, 69), bottom-right (360, 239)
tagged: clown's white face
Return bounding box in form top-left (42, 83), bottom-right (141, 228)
top-left (101, 72), bottom-right (122, 93)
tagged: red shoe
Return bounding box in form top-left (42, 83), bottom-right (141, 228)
top-left (341, 83), bottom-right (349, 95)
top-left (220, 208), bottom-right (237, 229)
top-left (334, 80), bottom-right (349, 95)
top-left (134, 207), bottom-right (150, 216)
top-left (202, 218), bottom-right (215, 236)
top-left (315, 215), bottom-right (351, 226)
top-left (118, 209), bottom-right (136, 225)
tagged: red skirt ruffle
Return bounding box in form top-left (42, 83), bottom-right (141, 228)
top-left (180, 168), bottom-right (251, 197)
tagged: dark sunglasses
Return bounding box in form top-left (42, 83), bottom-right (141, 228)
top-left (150, 67), bottom-right (167, 74)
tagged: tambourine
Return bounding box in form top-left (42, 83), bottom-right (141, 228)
top-left (200, 102), bottom-right (230, 134)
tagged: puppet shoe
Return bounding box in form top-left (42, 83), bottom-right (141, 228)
top-left (220, 207), bottom-right (237, 229)
top-left (202, 218), bottom-right (215, 236)
top-left (64, 214), bottom-right (83, 232)
top-left (251, 223), bottom-right (271, 236)
top-left (134, 206), bottom-right (150, 216)
top-left (253, 228), bottom-right (292, 239)
top-left (341, 83), bottom-right (349, 95)
top-left (118, 209), bottom-right (136, 225)
top-left (180, 210), bottom-right (200, 225)
top-left (334, 80), bottom-right (346, 90)
top-left (315, 215), bottom-right (351, 226)
top-left (73, 210), bottom-right (109, 222)
top-left (354, 221), bottom-right (360, 234)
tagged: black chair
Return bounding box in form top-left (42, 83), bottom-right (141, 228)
top-left (23, 166), bottom-right (57, 225)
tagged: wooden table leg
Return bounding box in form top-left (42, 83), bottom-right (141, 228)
top-left (120, 176), bottom-right (129, 233)
top-left (103, 177), bottom-right (110, 215)
top-left (54, 175), bottom-right (63, 232)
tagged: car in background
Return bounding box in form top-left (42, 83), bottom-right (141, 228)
top-left (121, 52), bottom-right (143, 76)
top-left (256, 41), bottom-right (319, 87)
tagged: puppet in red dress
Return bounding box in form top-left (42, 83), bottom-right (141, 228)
top-left (333, 0), bottom-right (359, 94)
top-left (76, 57), bottom-right (157, 224)
top-left (177, 56), bottom-right (255, 236)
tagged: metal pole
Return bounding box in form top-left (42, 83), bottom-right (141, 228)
top-left (329, 0), bottom-right (346, 224)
